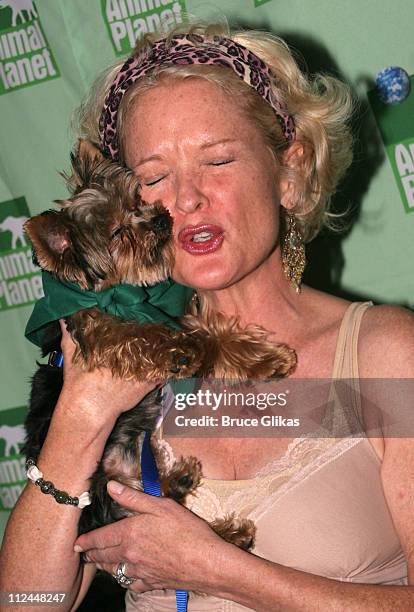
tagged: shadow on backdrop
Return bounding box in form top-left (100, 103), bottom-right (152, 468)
top-left (278, 32), bottom-right (386, 303)
top-left (232, 18), bottom-right (391, 304)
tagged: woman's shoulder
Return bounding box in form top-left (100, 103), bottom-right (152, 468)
top-left (300, 287), bottom-right (414, 377)
top-left (358, 303), bottom-right (414, 377)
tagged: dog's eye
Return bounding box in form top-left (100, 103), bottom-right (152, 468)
top-left (111, 226), bottom-right (123, 239)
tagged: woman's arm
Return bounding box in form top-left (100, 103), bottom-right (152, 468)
top-left (0, 324), bottom-right (155, 611)
top-left (210, 544), bottom-right (414, 612)
top-left (0, 403), bottom-right (113, 610)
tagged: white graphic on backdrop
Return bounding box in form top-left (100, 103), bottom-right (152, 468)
top-left (0, 215), bottom-right (28, 249)
top-left (0, 0), bottom-right (37, 27)
top-left (0, 424), bottom-right (25, 456)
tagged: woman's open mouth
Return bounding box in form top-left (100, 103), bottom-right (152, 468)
top-left (178, 224), bottom-right (224, 255)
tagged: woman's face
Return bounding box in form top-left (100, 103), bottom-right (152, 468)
top-left (123, 78), bottom-right (285, 291)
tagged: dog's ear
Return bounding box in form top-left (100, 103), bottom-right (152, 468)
top-left (24, 211), bottom-right (72, 272)
top-left (61, 140), bottom-right (107, 195)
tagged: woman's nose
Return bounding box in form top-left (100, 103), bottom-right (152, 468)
top-left (173, 172), bottom-right (209, 214)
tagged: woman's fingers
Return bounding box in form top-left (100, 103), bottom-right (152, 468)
top-left (97, 562), bottom-right (152, 593)
top-left (106, 480), bottom-right (165, 512)
top-left (72, 481), bottom-right (226, 592)
top-left (80, 544), bottom-right (123, 565)
top-left (59, 318), bottom-right (76, 359)
top-left (74, 486), bottom-right (162, 554)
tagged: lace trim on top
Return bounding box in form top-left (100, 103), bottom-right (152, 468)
top-left (151, 435), bottom-right (364, 525)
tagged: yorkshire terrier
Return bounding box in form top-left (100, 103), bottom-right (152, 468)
top-left (23, 140), bottom-right (296, 551)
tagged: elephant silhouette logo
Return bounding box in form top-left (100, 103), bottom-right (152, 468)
top-left (0, 0), bottom-right (37, 27)
top-left (0, 215), bottom-right (28, 249)
top-left (0, 424), bottom-right (25, 456)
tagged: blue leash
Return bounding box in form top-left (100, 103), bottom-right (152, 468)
top-left (141, 431), bottom-right (189, 612)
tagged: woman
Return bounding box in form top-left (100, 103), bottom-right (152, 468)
top-left (1, 22), bottom-right (414, 611)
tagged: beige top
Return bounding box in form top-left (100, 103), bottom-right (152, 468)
top-left (126, 302), bottom-right (408, 611)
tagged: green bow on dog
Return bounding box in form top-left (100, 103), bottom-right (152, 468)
top-left (25, 270), bottom-right (197, 397)
top-left (25, 270), bottom-right (195, 347)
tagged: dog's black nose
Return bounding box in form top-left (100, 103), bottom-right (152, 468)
top-left (151, 213), bottom-right (171, 232)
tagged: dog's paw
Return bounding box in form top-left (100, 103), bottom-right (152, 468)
top-left (169, 353), bottom-right (192, 374)
top-left (215, 343), bottom-right (297, 381)
top-left (211, 514), bottom-right (256, 551)
top-left (167, 338), bottom-right (204, 377)
top-left (252, 344), bottom-right (297, 379)
top-left (162, 456), bottom-right (203, 501)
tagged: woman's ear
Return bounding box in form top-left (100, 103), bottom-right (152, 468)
top-left (279, 141), bottom-right (306, 210)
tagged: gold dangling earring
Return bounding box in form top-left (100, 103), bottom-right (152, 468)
top-left (189, 291), bottom-right (200, 314)
top-left (281, 211), bottom-right (306, 293)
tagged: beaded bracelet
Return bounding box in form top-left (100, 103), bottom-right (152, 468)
top-left (25, 458), bottom-right (91, 509)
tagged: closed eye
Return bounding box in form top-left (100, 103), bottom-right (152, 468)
top-left (111, 226), bottom-right (124, 239)
top-left (144, 176), bottom-right (166, 186)
top-left (209, 159), bottom-right (234, 166)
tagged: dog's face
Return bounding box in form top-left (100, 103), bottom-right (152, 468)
top-left (24, 142), bottom-right (174, 290)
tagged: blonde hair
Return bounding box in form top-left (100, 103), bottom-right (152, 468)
top-left (74, 22), bottom-right (354, 242)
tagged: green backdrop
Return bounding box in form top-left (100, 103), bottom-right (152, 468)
top-left (0, 0), bottom-right (413, 537)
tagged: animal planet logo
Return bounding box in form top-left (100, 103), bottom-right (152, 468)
top-left (368, 74), bottom-right (414, 214)
top-left (0, 197), bottom-right (43, 311)
top-left (394, 142), bottom-right (414, 211)
top-left (102, 0), bottom-right (187, 56)
top-left (0, 406), bottom-right (27, 511)
top-left (0, 0), bottom-right (60, 95)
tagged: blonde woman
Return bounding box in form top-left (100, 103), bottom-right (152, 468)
top-left (1, 23), bottom-right (413, 611)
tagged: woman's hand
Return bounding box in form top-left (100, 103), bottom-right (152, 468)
top-left (74, 481), bottom-right (229, 593)
top-left (59, 319), bottom-right (159, 424)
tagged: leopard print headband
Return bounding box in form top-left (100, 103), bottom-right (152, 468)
top-left (99, 33), bottom-right (296, 161)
